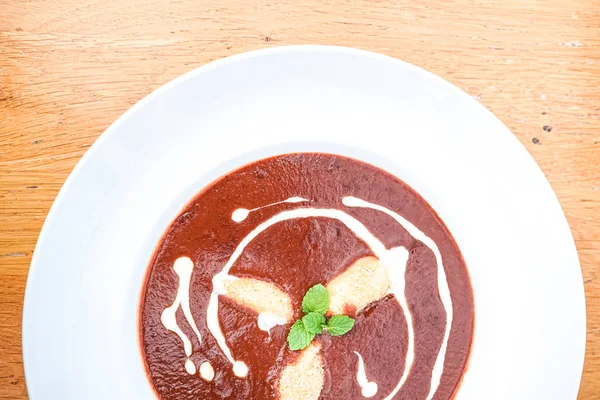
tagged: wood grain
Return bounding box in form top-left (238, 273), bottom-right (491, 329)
top-left (1, 0), bottom-right (598, 398)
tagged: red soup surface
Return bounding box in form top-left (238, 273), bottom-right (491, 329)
top-left (140, 153), bottom-right (474, 400)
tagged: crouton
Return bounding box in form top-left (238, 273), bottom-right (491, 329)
top-left (278, 342), bottom-right (324, 400)
top-left (326, 256), bottom-right (390, 315)
top-left (223, 277), bottom-right (294, 322)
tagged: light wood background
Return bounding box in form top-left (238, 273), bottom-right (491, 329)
top-left (1, 0), bottom-right (599, 398)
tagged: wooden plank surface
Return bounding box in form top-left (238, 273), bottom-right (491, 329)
top-left (1, 0), bottom-right (599, 398)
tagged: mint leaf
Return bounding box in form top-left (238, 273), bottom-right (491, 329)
top-left (302, 312), bottom-right (326, 334)
top-left (302, 284), bottom-right (330, 315)
top-left (288, 284), bottom-right (355, 351)
top-left (326, 315), bottom-right (355, 336)
top-left (287, 320), bottom-right (315, 351)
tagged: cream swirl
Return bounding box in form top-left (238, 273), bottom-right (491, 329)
top-left (161, 195), bottom-right (453, 399)
top-left (160, 257), bottom-right (206, 375)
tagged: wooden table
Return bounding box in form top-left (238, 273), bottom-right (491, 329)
top-left (1, 1), bottom-right (599, 398)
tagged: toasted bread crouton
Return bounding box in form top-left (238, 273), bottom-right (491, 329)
top-left (326, 256), bottom-right (391, 315)
top-left (278, 342), bottom-right (324, 400)
top-left (223, 277), bottom-right (294, 321)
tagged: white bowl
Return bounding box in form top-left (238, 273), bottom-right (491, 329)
top-left (23, 45), bottom-right (585, 400)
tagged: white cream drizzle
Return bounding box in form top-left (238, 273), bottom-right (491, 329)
top-left (257, 312), bottom-right (288, 335)
top-left (161, 195), bottom-right (453, 399)
top-left (207, 204), bottom-right (415, 387)
top-left (231, 197), bottom-right (308, 223)
top-left (184, 359), bottom-right (196, 375)
top-left (354, 351), bottom-right (378, 398)
top-left (209, 206), bottom-right (391, 377)
top-left (160, 257), bottom-right (207, 375)
top-left (199, 361), bottom-right (215, 382)
top-left (343, 196), bottom-right (454, 400)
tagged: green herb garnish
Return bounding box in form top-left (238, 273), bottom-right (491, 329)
top-left (301, 284), bottom-right (330, 315)
top-left (326, 315), bottom-right (355, 336)
top-left (287, 283), bottom-right (356, 350)
top-left (302, 312), bottom-right (326, 334)
top-left (287, 320), bottom-right (315, 351)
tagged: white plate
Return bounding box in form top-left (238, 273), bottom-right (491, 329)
top-left (22, 46), bottom-right (585, 400)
